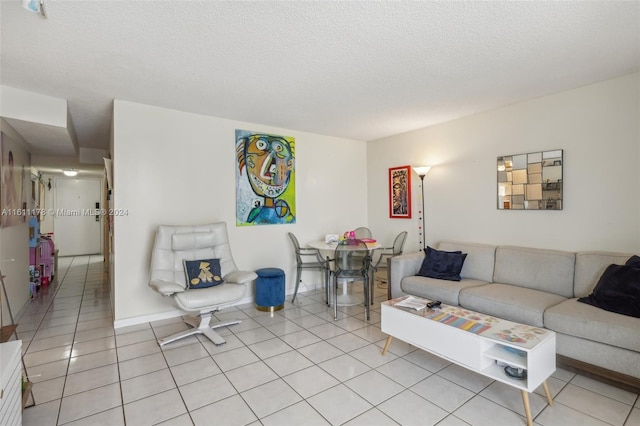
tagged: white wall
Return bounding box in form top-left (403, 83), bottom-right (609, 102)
top-left (113, 100), bottom-right (367, 323)
top-left (0, 119), bottom-right (31, 323)
top-left (368, 73), bottom-right (640, 253)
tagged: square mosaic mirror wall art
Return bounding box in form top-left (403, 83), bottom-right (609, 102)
top-left (497, 150), bottom-right (563, 210)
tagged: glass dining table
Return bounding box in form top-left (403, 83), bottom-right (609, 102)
top-left (308, 240), bottom-right (380, 306)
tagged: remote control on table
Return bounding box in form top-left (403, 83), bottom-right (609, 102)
top-left (427, 301), bottom-right (442, 309)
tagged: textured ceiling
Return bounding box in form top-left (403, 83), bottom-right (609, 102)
top-left (1, 1), bottom-right (639, 165)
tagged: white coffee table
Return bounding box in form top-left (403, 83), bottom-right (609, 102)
top-left (381, 296), bottom-right (555, 426)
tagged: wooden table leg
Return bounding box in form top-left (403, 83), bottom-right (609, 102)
top-left (542, 380), bottom-right (554, 405)
top-left (381, 335), bottom-right (393, 355)
top-left (521, 390), bottom-right (533, 426)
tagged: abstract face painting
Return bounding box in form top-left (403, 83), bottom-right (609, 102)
top-left (235, 130), bottom-right (296, 225)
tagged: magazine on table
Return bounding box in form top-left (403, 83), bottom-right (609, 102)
top-left (395, 296), bottom-right (428, 311)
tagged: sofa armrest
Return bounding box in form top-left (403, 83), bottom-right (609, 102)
top-left (389, 251), bottom-right (424, 299)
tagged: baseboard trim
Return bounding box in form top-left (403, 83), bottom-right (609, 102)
top-left (557, 355), bottom-right (640, 394)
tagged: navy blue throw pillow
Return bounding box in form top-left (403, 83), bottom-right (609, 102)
top-left (578, 259), bottom-right (640, 318)
top-left (417, 246), bottom-right (468, 281)
top-left (184, 258), bottom-right (224, 289)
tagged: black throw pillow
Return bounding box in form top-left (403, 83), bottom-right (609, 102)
top-left (417, 246), bottom-right (468, 281)
top-left (577, 258), bottom-right (640, 318)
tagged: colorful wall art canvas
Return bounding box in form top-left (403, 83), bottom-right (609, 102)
top-left (235, 130), bottom-right (296, 226)
top-left (1, 132), bottom-right (30, 228)
top-left (389, 165), bottom-right (412, 218)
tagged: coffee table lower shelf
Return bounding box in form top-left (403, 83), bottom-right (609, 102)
top-left (381, 298), bottom-right (556, 426)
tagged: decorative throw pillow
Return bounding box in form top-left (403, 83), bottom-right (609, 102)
top-left (417, 246), bottom-right (468, 281)
top-left (184, 258), bottom-right (224, 289)
top-left (577, 258), bottom-right (640, 318)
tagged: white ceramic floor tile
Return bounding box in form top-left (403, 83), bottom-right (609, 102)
top-left (25, 358), bottom-right (69, 383)
top-left (263, 348), bottom-right (313, 376)
top-left (21, 398), bottom-right (60, 426)
top-left (224, 360), bottom-right (279, 392)
top-left (67, 348), bottom-right (117, 375)
top-left (555, 384), bottom-right (632, 425)
top-left (170, 356), bottom-right (222, 386)
top-left (411, 373), bottom-right (476, 412)
top-left (377, 389), bottom-right (448, 426)
top-left (535, 401), bottom-right (611, 426)
top-left (283, 365), bottom-right (341, 398)
top-left (349, 342), bottom-right (398, 368)
top-left (263, 319), bottom-right (304, 336)
top-left (155, 413), bottom-right (194, 426)
top-left (480, 380), bottom-right (548, 418)
top-left (248, 337), bottom-right (293, 359)
top-left (307, 383), bottom-right (374, 425)
top-left (26, 333), bottom-right (75, 353)
top-left (570, 374), bottom-right (638, 405)
top-left (121, 368), bottom-right (177, 404)
top-left (402, 348), bottom-right (451, 372)
top-left (453, 395), bottom-right (528, 426)
top-left (24, 345), bottom-right (72, 367)
top-left (344, 370), bottom-right (405, 405)
top-left (326, 332), bottom-right (370, 353)
top-left (437, 363), bottom-right (494, 393)
top-left (212, 346), bottom-right (260, 371)
top-left (64, 363), bottom-right (120, 396)
top-left (178, 373), bottom-right (237, 411)
top-left (61, 406), bottom-right (125, 426)
top-left (116, 339), bottom-right (161, 362)
top-left (163, 341), bottom-right (210, 366)
top-left (351, 324), bottom-right (387, 343)
top-left (307, 322), bottom-right (349, 340)
top-left (260, 401), bottom-right (331, 426)
top-left (342, 407), bottom-right (400, 426)
top-left (241, 378), bottom-right (303, 418)
top-left (32, 376), bottom-right (66, 404)
top-left (115, 328), bottom-right (157, 347)
top-left (626, 407), bottom-right (640, 425)
top-left (118, 352), bottom-right (168, 380)
top-left (318, 353), bottom-right (371, 381)
top-left (375, 357), bottom-right (433, 388)
top-left (123, 388), bottom-right (187, 426)
top-left (297, 340), bottom-right (344, 364)
top-left (280, 329), bottom-right (324, 349)
top-left (58, 382), bottom-right (122, 424)
top-left (190, 394), bottom-right (257, 426)
top-left (71, 335), bottom-right (116, 357)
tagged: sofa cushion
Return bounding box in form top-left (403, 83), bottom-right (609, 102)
top-left (401, 275), bottom-right (488, 306)
top-left (545, 298), bottom-right (640, 352)
top-left (459, 283), bottom-right (566, 327)
top-left (493, 246), bottom-right (575, 298)
top-left (438, 241), bottom-right (496, 283)
top-left (417, 246), bottom-right (467, 281)
top-left (574, 251), bottom-right (633, 298)
top-left (577, 261), bottom-right (640, 318)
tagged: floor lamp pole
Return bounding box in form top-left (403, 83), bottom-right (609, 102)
top-left (419, 174), bottom-right (426, 250)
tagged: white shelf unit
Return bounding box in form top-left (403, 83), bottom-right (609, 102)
top-left (0, 341), bottom-right (22, 426)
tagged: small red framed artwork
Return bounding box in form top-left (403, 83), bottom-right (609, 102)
top-left (389, 165), bottom-right (412, 219)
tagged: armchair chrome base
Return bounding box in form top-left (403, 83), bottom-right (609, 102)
top-left (158, 313), bottom-right (241, 347)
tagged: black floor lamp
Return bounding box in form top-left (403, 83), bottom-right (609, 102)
top-left (413, 166), bottom-right (431, 250)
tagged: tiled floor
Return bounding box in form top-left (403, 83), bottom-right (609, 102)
top-left (14, 255), bottom-right (640, 426)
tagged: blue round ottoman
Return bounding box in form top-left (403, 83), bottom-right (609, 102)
top-left (255, 268), bottom-right (285, 312)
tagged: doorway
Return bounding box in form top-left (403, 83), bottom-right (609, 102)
top-left (54, 178), bottom-right (102, 256)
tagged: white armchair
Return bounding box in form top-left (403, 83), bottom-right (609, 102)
top-left (149, 222), bottom-right (257, 346)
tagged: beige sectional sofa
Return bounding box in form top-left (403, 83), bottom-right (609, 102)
top-left (389, 241), bottom-right (640, 389)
